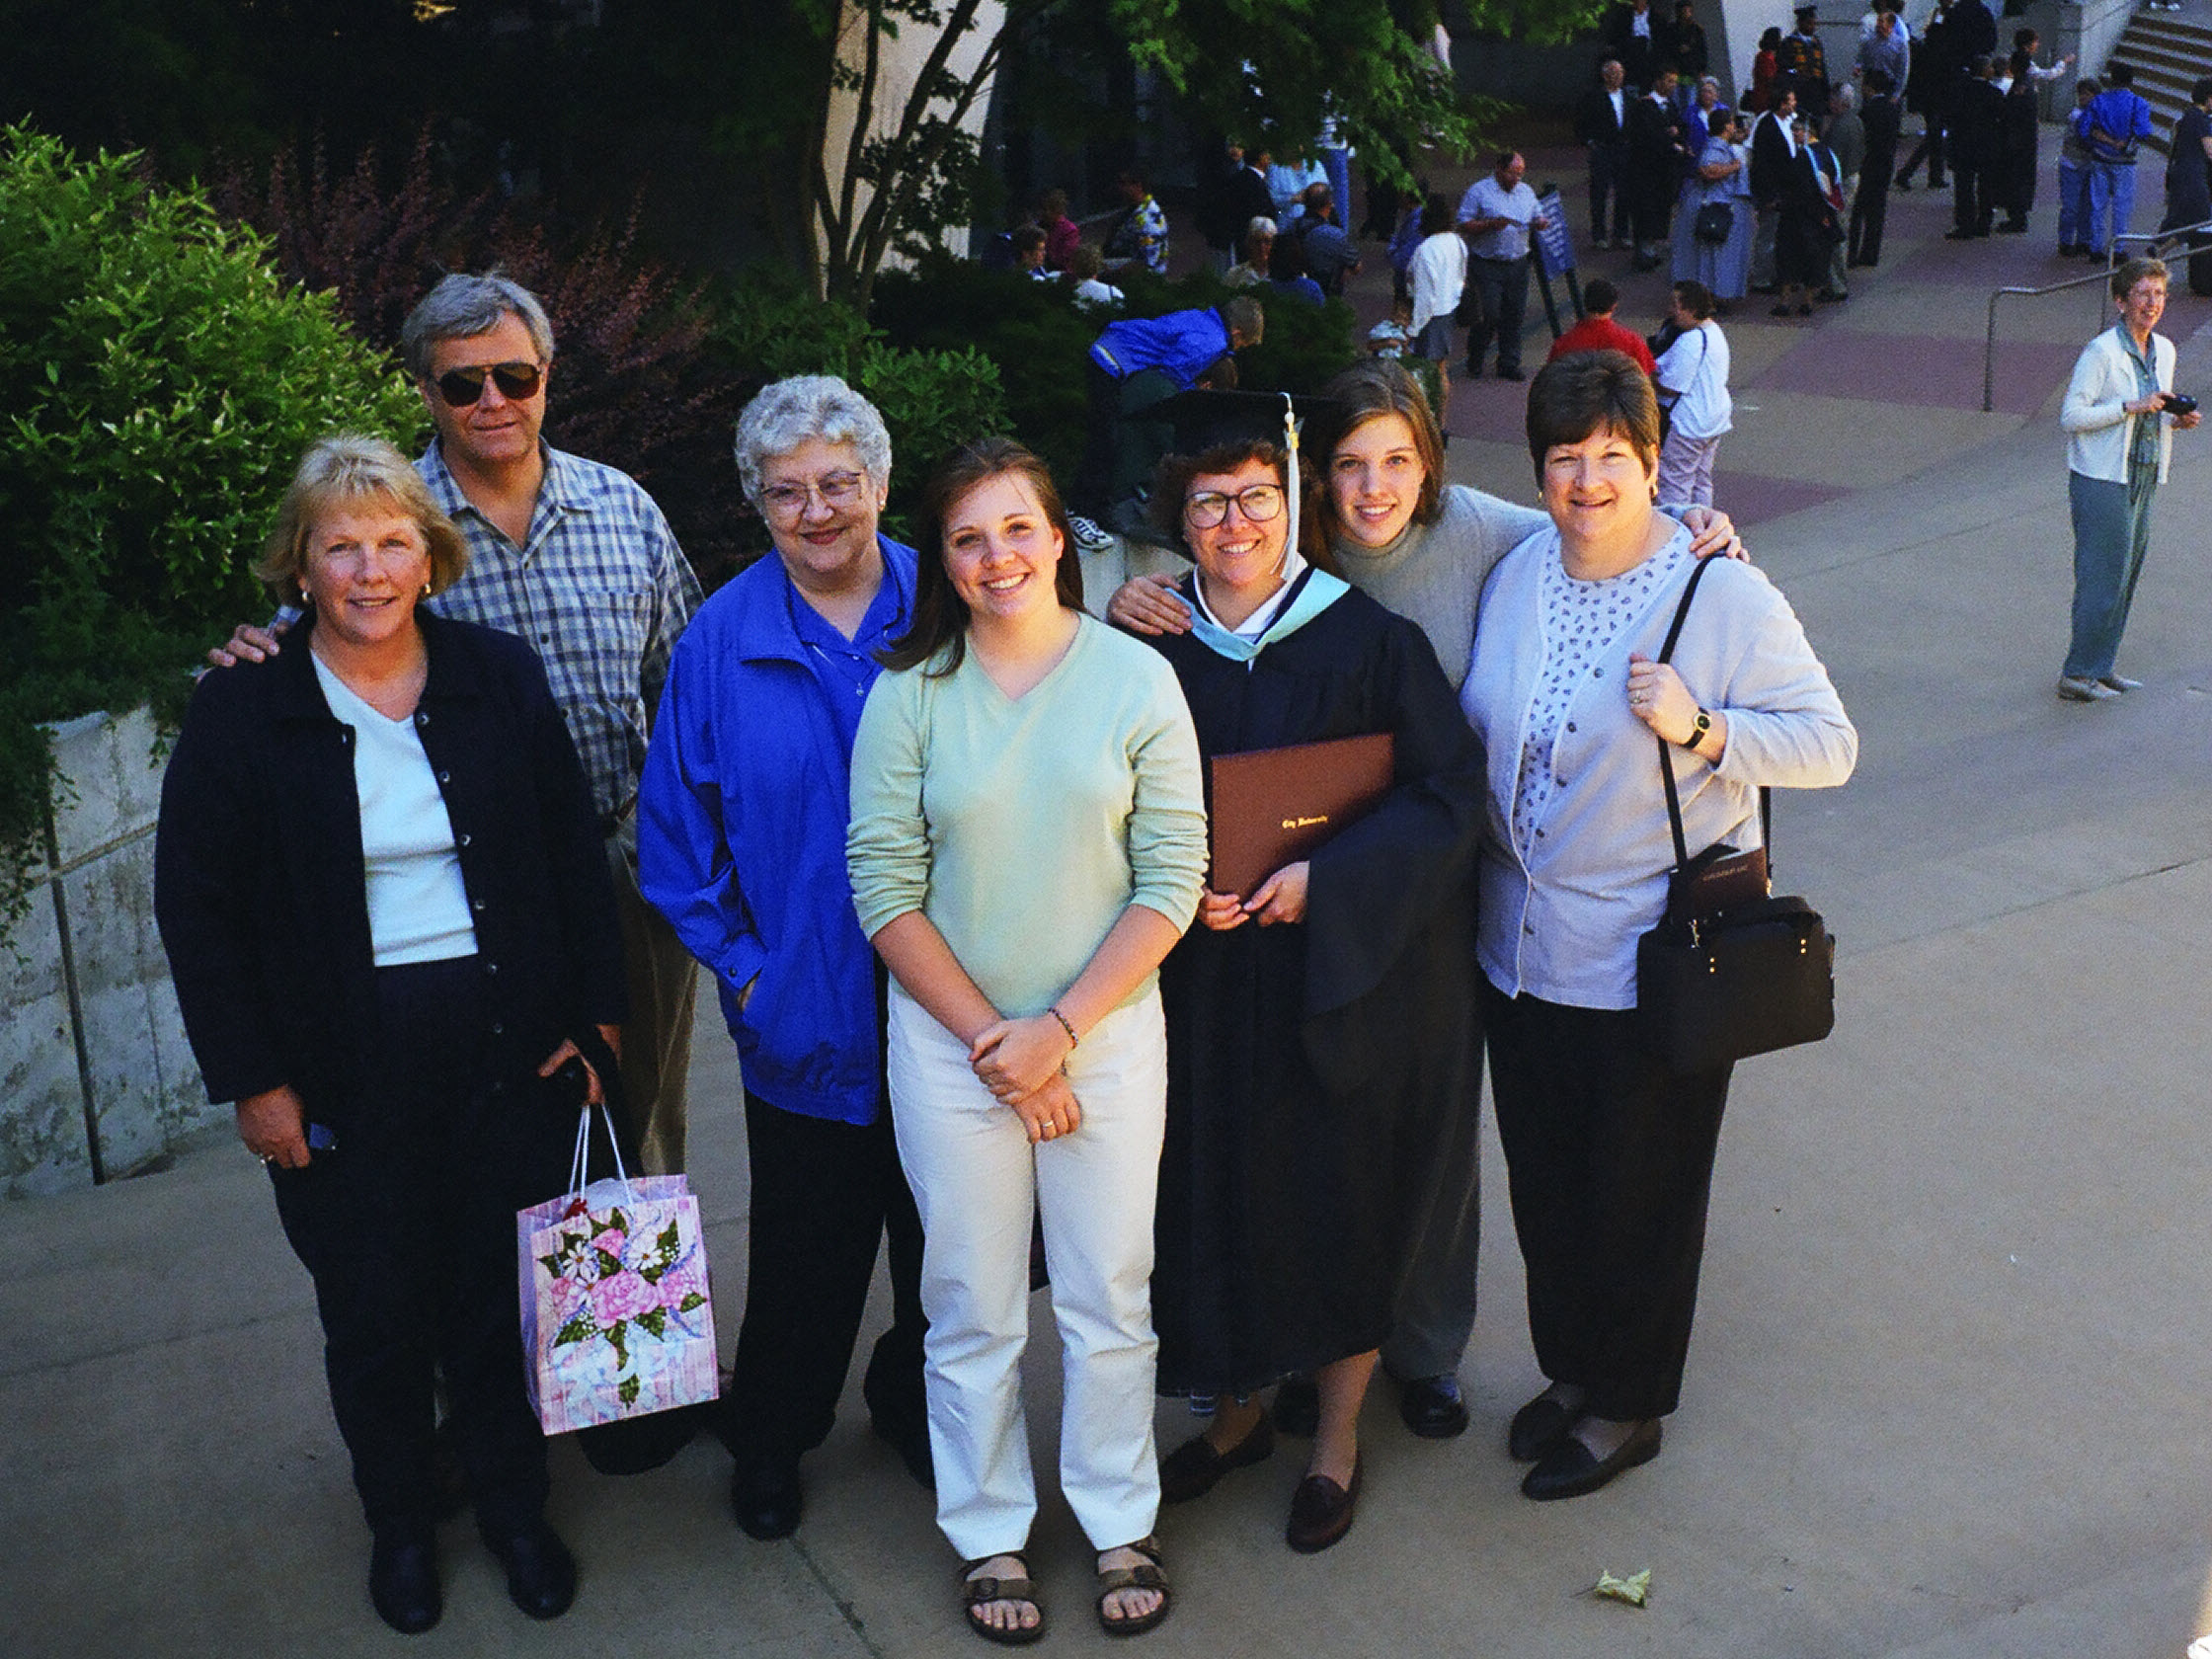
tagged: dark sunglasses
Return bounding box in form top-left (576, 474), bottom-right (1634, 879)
top-left (433, 360), bottom-right (543, 407)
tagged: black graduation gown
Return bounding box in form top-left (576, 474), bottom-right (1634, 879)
top-left (1146, 577), bottom-right (1484, 1395)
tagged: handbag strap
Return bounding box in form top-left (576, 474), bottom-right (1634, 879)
top-left (1652, 554), bottom-right (1775, 874)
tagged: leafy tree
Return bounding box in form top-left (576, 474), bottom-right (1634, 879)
top-left (768, 0), bottom-right (1608, 308)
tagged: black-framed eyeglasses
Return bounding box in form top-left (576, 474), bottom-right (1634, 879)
top-left (433, 360), bottom-right (544, 408)
top-left (1183, 484), bottom-right (1285, 527)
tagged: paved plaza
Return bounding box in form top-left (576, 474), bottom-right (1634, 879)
top-left (8, 120), bottom-right (2212, 1658)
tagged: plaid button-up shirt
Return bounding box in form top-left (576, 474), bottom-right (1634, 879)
top-left (419, 440), bottom-right (702, 823)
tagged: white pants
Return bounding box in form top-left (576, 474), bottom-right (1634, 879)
top-left (887, 988), bottom-right (1166, 1560)
top-left (1657, 430), bottom-right (1721, 508)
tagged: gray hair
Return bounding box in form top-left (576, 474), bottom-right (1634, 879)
top-left (733, 374), bottom-right (894, 509)
top-left (1832, 83), bottom-right (1858, 113)
top-left (400, 274), bottom-right (555, 379)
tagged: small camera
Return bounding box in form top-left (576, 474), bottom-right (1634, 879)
top-left (2164, 392), bottom-right (2199, 418)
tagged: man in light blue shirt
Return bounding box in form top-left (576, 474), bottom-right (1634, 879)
top-left (1456, 151), bottom-right (1550, 381)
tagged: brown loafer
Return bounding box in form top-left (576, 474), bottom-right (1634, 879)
top-left (1285, 1454), bottom-right (1363, 1552)
top-left (1158, 1413), bottom-right (1274, 1504)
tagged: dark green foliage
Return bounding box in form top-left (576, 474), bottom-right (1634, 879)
top-left (869, 257), bottom-right (1100, 487)
top-left (0, 124), bottom-right (422, 936)
top-left (708, 267), bottom-right (1010, 556)
top-left (208, 132), bottom-right (753, 589)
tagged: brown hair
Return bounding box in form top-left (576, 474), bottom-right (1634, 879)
top-left (254, 433), bottom-right (468, 602)
top-left (1149, 438), bottom-right (1333, 570)
top-left (1526, 349), bottom-right (1662, 479)
top-left (880, 437), bottom-right (1084, 676)
top-left (2112, 256), bottom-right (2170, 300)
top-left (1320, 358), bottom-right (1447, 528)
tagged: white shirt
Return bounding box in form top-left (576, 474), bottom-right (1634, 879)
top-left (1656, 320), bottom-right (1734, 441)
top-left (311, 654), bottom-right (478, 967)
top-left (1457, 175), bottom-right (1540, 261)
top-left (1408, 229), bottom-right (1468, 333)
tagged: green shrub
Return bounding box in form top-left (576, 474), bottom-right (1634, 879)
top-left (707, 268), bottom-right (1009, 560)
top-left (851, 340), bottom-right (1009, 545)
top-left (869, 257), bottom-right (1100, 487)
top-left (0, 123), bottom-right (424, 938)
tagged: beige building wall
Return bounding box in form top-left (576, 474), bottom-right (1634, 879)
top-left (820, 0), bottom-right (1006, 268)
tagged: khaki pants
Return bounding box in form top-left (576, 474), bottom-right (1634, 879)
top-left (606, 825), bottom-right (699, 1175)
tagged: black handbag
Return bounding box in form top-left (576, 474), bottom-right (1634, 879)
top-left (1634, 558), bottom-right (1836, 1071)
top-left (1694, 201), bottom-right (1734, 245)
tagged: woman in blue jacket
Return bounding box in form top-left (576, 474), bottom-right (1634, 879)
top-left (636, 376), bottom-right (931, 1540)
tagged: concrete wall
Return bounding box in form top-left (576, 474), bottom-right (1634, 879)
top-left (2057, 0), bottom-right (2141, 82)
top-left (1, 709), bottom-right (216, 1199)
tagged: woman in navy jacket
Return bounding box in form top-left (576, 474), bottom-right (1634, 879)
top-left (155, 435), bottom-right (626, 1634)
top-left (635, 375), bottom-right (930, 1542)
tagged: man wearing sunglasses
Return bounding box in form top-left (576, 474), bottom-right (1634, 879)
top-left (215, 274), bottom-right (704, 1187)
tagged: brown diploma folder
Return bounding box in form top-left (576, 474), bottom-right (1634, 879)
top-left (1206, 731), bottom-right (1395, 901)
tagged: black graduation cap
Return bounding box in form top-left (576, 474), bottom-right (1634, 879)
top-left (1144, 387), bottom-right (1355, 459)
top-left (1792, 3), bottom-right (1817, 16)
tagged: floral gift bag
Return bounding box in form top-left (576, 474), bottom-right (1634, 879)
top-left (518, 1109), bottom-right (720, 1435)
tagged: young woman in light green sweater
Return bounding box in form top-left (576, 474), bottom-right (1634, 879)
top-left (847, 438), bottom-right (1206, 1644)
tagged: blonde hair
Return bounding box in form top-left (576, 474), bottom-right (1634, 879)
top-left (254, 434), bottom-right (468, 601)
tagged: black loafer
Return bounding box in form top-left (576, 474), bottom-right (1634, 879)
top-left (1159, 1414), bottom-right (1275, 1504)
top-left (486, 1521), bottom-right (577, 1620)
top-left (1272, 1375), bottom-right (1319, 1437)
top-left (1397, 1374), bottom-right (1470, 1440)
top-left (1507, 1391), bottom-right (1580, 1462)
top-left (1520, 1418), bottom-right (1662, 1501)
top-left (732, 1455), bottom-right (804, 1540)
top-left (368, 1531), bottom-right (441, 1634)
top-left (1285, 1455), bottom-right (1363, 1553)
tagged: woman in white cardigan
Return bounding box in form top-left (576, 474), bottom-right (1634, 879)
top-left (1460, 350), bottom-right (1856, 1502)
top-left (2056, 257), bottom-right (2201, 701)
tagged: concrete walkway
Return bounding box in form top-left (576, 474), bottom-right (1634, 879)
top-left (9, 125), bottom-right (2212, 1659)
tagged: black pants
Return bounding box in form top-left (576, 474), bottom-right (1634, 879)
top-left (1481, 981), bottom-right (1733, 1422)
top-left (1899, 120), bottom-right (1945, 185)
top-left (724, 1090), bottom-right (928, 1465)
top-left (1463, 255), bottom-right (1531, 375)
top-left (1589, 143), bottom-right (1628, 242)
top-left (272, 957), bottom-right (570, 1540)
top-left (1849, 170), bottom-right (1892, 264)
top-left (1953, 160), bottom-right (1991, 234)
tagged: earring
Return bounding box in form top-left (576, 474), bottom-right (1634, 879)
top-left (421, 583), bottom-right (432, 597)
top-left (299, 588), bottom-right (312, 605)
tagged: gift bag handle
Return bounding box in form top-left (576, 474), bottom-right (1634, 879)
top-left (563, 1025), bottom-right (635, 1204)
top-left (1652, 554), bottom-right (1774, 876)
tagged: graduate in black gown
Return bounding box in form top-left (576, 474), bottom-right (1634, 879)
top-left (1128, 395), bottom-right (1484, 1553)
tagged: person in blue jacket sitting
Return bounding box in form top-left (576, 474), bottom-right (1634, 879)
top-left (636, 374), bottom-right (932, 1544)
top-left (1074, 295), bottom-right (1266, 529)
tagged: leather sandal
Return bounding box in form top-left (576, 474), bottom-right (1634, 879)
top-left (1095, 1536), bottom-right (1170, 1637)
top-left (962, 1555), bottom-right (1046, 1646)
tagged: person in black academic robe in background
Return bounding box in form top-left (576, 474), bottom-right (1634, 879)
top-left (2162, 77), bottom-right (2212, 296)
top-left (1850, 69), bottom-right (1903, 266)
top-left (1996, 50), bottom-right (2041, 233)
top-left (1897, 2), bottom-right (1958, 190)
top-left (1134, 411), bottom-right (1483, 1556)
top-left (1945, 53), bottom-right (2005, 239)
top-left (1661, 1), bottom-right (1708, 84)
top-left (1625, 69), bottom-right (1693, 270)
top-left (1603, 0), bottom-right (1660, 91)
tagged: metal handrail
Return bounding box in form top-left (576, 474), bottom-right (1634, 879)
top-left (1981, 216), bottom-right (2212, 412)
